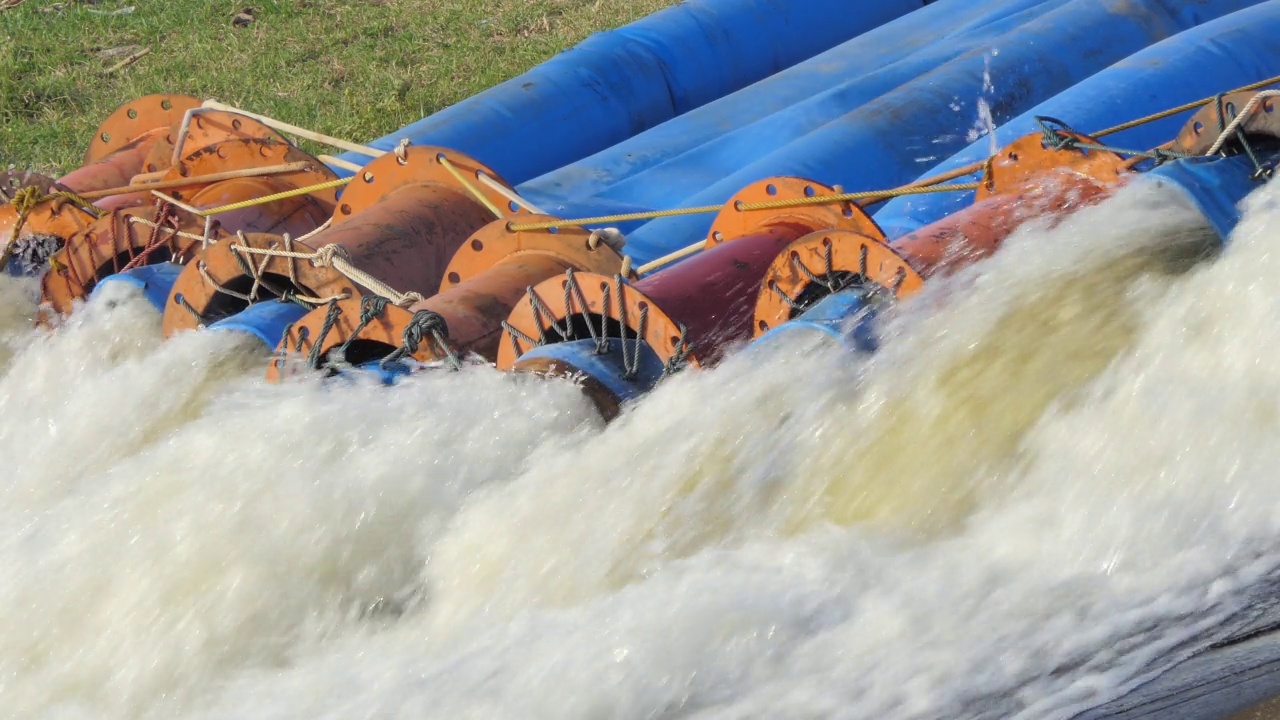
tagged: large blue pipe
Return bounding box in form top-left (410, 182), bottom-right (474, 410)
top-left (330, 0), bottom-right (924, 184)
top-left (615, 0), bottom-right (1265, 266)
top-left (518, 0), bottom-right (1070, 210)
top-left (873, 0), bottom-right (1280, 238)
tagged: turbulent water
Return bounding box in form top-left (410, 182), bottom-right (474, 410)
top-left (5, 177), bottom-right (1280, 719)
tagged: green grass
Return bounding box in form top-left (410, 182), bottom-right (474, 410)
top-left (0, 0), bottom-right (675, 174)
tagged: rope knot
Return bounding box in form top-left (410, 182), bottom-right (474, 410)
top-left (359, 295), bottom-right (390, 323)
top-left (9, 186), bottom-right (42, 215)
top-left (395, 291), bottom-right (425, 307)
top-left (587, 227), bottom-right (626, 251)
top-left (394, 138), bottom-right (411, 164)
top-left (311, 243), bottom-right (351, 268)
top-left (402, 310), bottom-right (449, 352)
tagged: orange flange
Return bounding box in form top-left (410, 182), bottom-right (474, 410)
top-left (162, 231), bottom-right (362, 331)
top-left (0, 195), bottom-right (98, 276)
top-left (83, 94), bottom-right (201, 165)
top-left (976, 130), bottom-right (1129, 199)
top-left (140, 109), bottom-right (291, 175)
top-left (266, 216), bottom-right (627, 380)
top-left (1170, 89), bottom-right (1280, 156)
top-left (162, 145), bottom-right (526, 336)
top-left (40, 137), bottom-right (334, 318)
top-left (753, 231), bottom-right (924, 336)
top-left (704, 176), bottom-right (880, 247)
top-left (159, 137), bottom-right (338, 214)
top-left (69, 113), bottom-right (302, 211)
top-left (498, 177), bottom-right (880, 373)
top-left (38, 206), bottom-right (219, 318)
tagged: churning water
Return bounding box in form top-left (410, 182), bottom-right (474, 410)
top-left (5, 177), bottom-right (1280, 719)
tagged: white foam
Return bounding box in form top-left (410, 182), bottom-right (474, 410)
top-left (4, 177), bottom-right (1280, 720)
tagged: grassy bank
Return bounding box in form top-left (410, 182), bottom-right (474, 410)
top-left (0, 0), bottom-right (673, 174)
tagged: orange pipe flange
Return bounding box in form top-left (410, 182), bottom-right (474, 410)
top-left (497, 178), bottom-right (879, 385)
top-left (265, 216), bottom-right (626, 380)
top-left (161, 145), bottom-right (526, 336)
top-left (58, 94), bottom-right (200, 199)
top-left (63, 108), bottom-right (293, 212)
top-left (0, 196), bottom-right (98, 276)
top-left (1169, 90), bottom-right (1280, 156)
top-left (160, 137), bottom-right (339, 233)
top-left (752, 131), bottom-right (1132, 336)
top-left (39, 138), bottom-right (335, 319)
top-left (93, 110), bottom-right (295, 212)
top-left (37, 206), bottom-right (221, 320)
top-left (163, 231), bottom-right (359, 332)
top-left (82, 94), bottom-right (201, 165)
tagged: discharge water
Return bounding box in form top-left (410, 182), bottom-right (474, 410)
top-left (5, 176), bottom-right (1280, 719)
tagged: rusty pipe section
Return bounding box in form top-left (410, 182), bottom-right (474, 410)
top-left (266, 215), bottom-right (628, 380)
top-left (38, 136), bottom-right (339, 317)
top-left (494, 178), bottom-right (880, 418)
top-left (752, 130), bottom-right (1133, 345)
top-left (5, 97), bottom-right (314, 286)
top-left (160, 145), bottom-right (526, 336)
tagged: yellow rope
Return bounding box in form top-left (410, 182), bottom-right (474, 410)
top-left (195, 177), bottom-right (351, 217)
top-left (506, 182), bottom-right (981, 232)
top-left (436, 155), bottom-right (504, 219)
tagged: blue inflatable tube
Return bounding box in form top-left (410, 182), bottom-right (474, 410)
top-left (518, 0), bottom-right (1069, 207)
top-left (207, 300), bottom-right (311, 350)
top-left (873, 0), bottom-right (1280, 237)
top-left (616, 0), bottom-right (1264, 266)
top-left (764, 152), bottom-right (1274, 353)
top-left (93, 263), bottom-right (183, 311)
top-left (330, 0), bottom-right (924, 184)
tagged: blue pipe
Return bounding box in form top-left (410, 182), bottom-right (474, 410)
top-left (1138, 153), bottom-right (1272, 241)
top-left (330, 0), bottom-right (924, 184)
top-left (513, 338), bottom-right (667, 407)
top-left (207, 299), bottom-right (310, 349)
top-left (518, 0), bottom-right (1070, 209)
top-left (873, 0), bottom-right (1280, 238)
top-left (92, 263), bottom-right (183, 312)
top-left (615, 0), bottom-right (1264, 266)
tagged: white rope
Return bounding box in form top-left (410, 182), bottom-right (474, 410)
top-left (229, 241), bottom-right (424, 307)
top-left (125, 216), bottom-right (208, 244)
top-left (1205, 90), bottom-right (1280, 155)
top-left (476, 171), bottom-right (545, 214)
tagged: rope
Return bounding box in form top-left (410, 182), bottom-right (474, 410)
top-left (195, 176), bottom-right (351, 217)
top-left (229, 240), bottom-right (424, 307)
top-left (635, 241), bottom-right (705, 276)
top-left (79, 161), bottom-right (314, 201)
top-left (506, 182), bottom-right (980, 233)
top-left (125, 215), bottom-right (211, 244)
top-left (436, 154), bottom-right (503, 219)
top-left (1034, 117), bottom-right (1192, 163)
top-left (307, 299), bottom-right (343, 369)
top-left (334, 295), bottom-right (389, 363)
top-left (1094, 73), bottom-right (1280, 138)
top-left (120, 202), bottom-right (177, 271)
